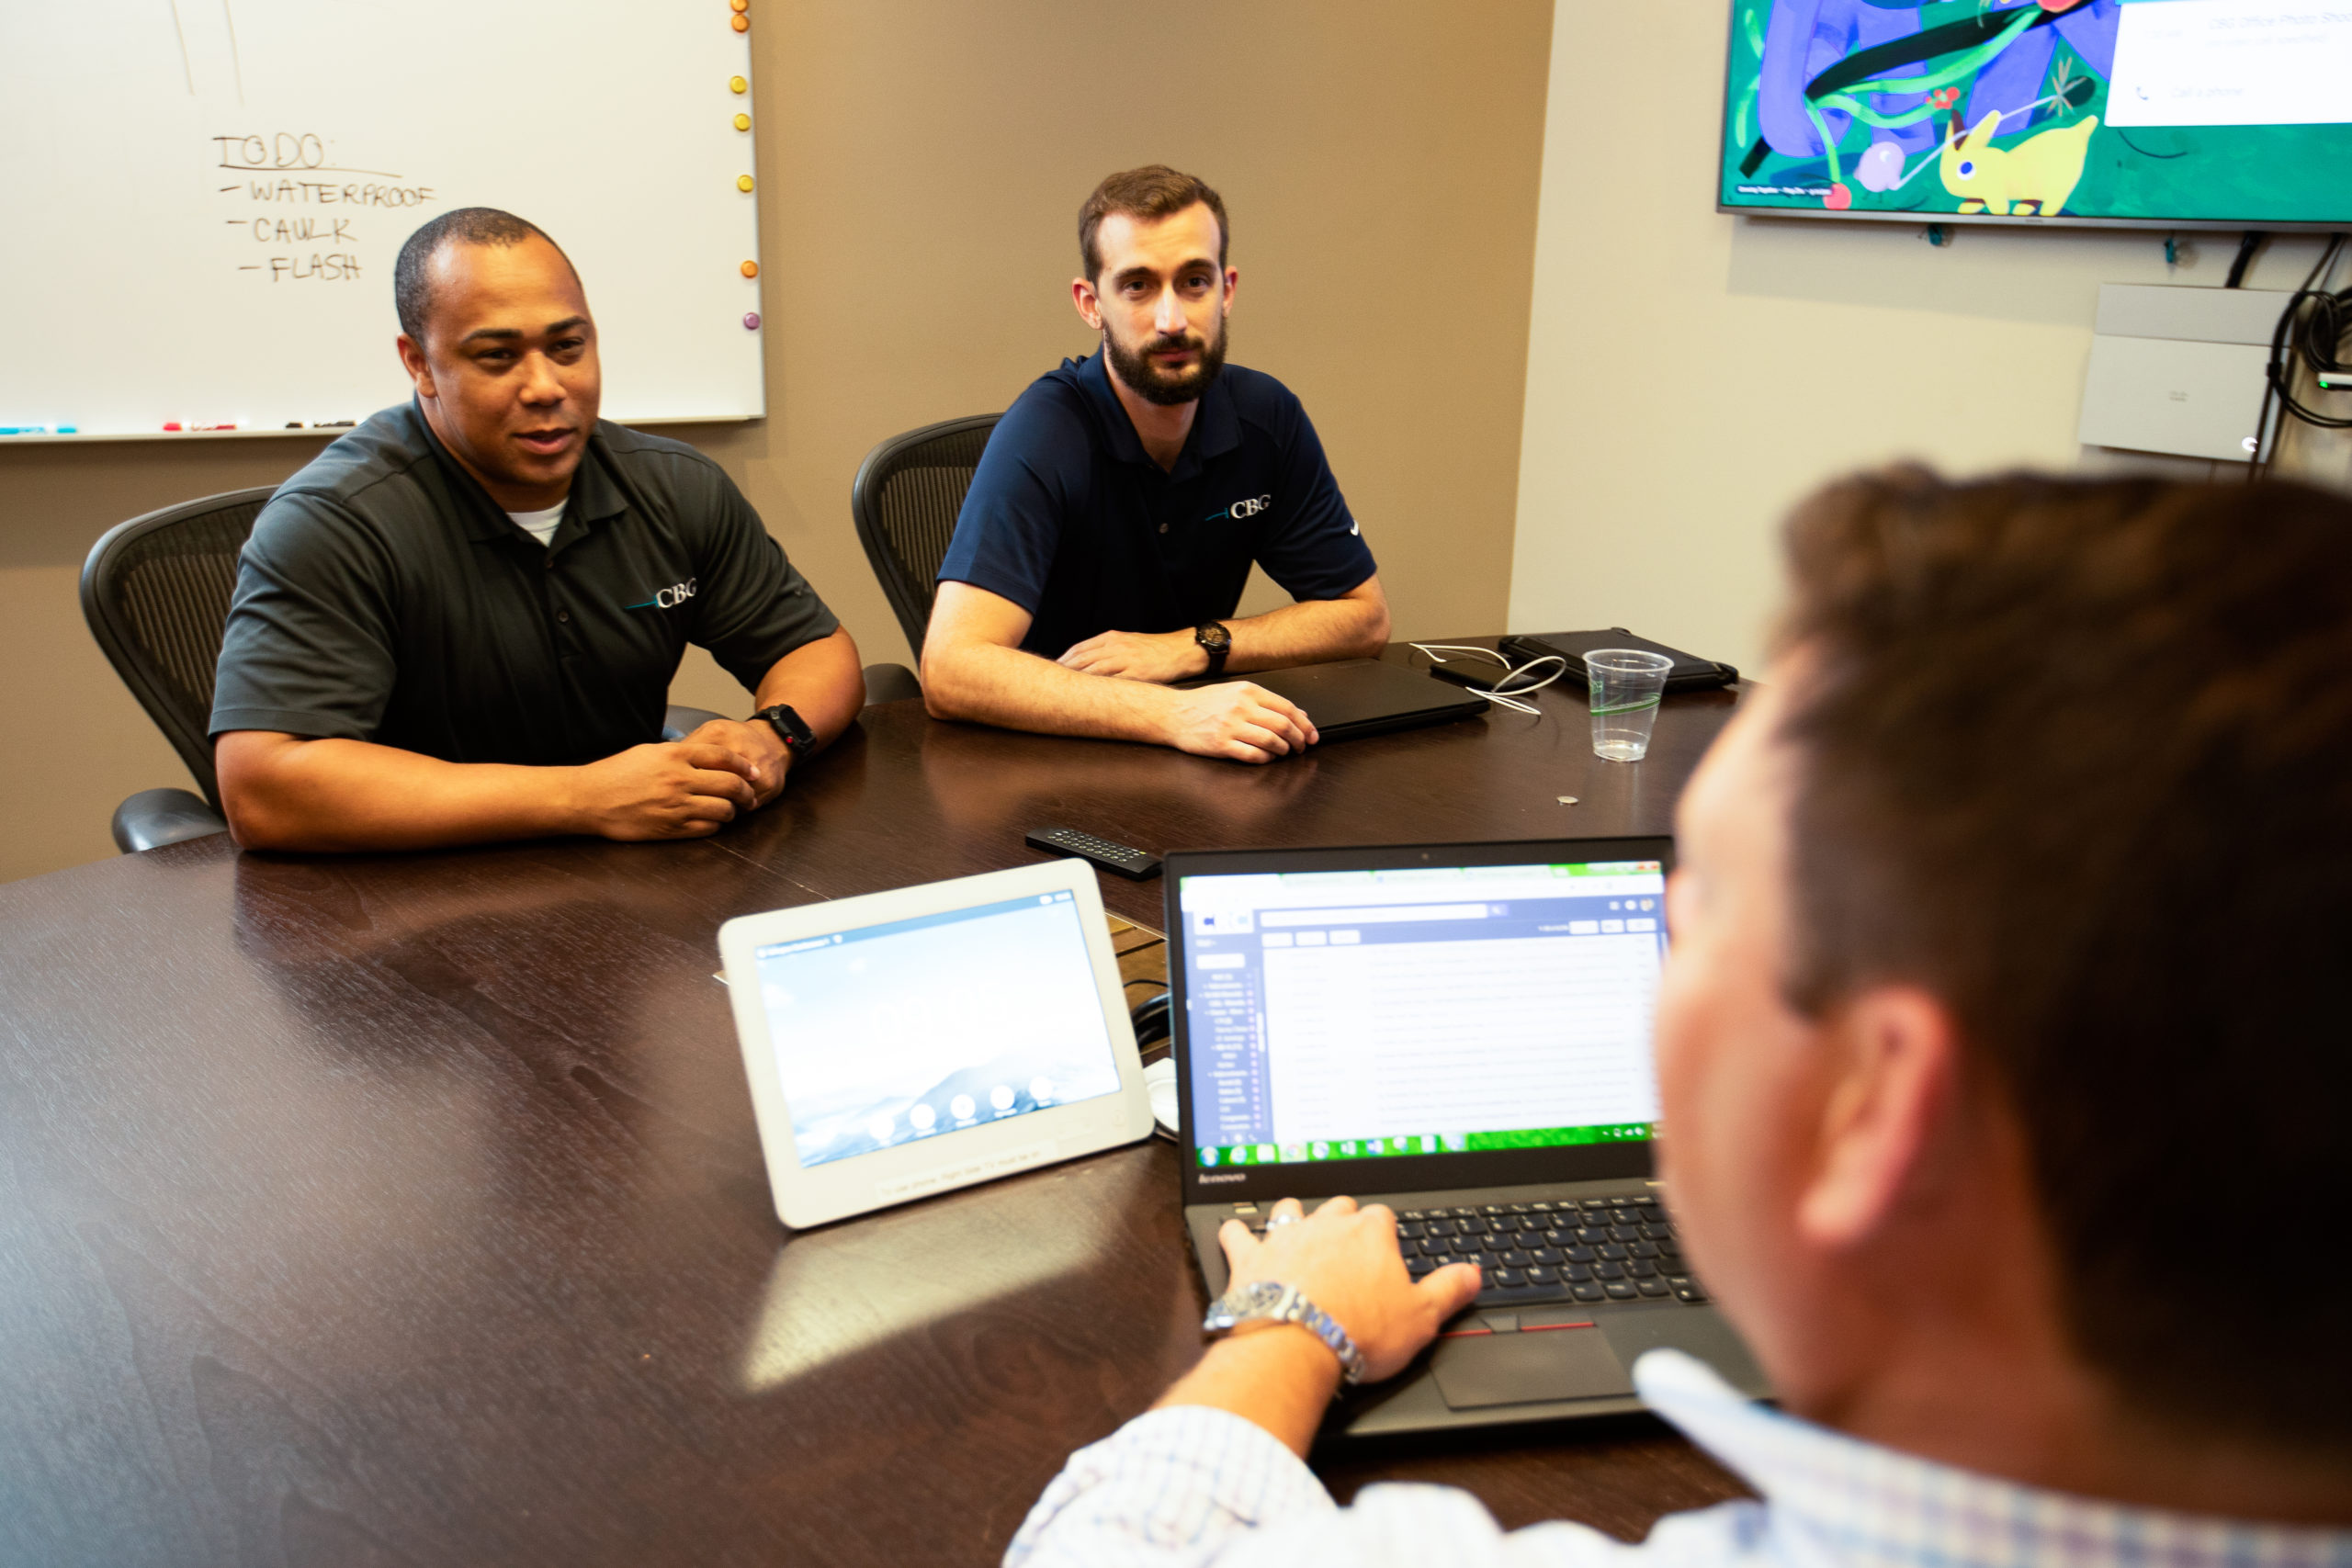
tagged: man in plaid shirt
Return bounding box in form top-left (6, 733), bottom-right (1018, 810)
top-left (1010, 470), bottom-right (2352, 1568)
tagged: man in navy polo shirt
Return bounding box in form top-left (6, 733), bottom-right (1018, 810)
top-left (923, 166), bottom-right (1389, 763)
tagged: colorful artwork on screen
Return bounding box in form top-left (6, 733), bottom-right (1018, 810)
top-left (1720, 0), bottom-right (2352, 225)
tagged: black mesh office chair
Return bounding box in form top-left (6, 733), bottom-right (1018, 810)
top-left (81, 489), bottom-right (274, 852)
top-left (80, 489), bottom-right (886, 854)
top-left (850, 413), bottom-right (1001, 671)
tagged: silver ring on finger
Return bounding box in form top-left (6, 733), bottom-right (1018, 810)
top-left (1266, 1212), bottom-right (1301, 1229)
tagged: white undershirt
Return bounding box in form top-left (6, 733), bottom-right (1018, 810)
top-left (505, 502), bottom-right (567, 547)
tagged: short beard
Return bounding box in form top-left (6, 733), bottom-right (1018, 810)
top-left (1102, 314), bottom-right (1229, 407)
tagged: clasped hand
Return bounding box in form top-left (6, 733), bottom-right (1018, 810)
top-left (571, 718), bottom-right (789, 840)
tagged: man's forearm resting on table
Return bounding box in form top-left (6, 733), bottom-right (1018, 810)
top-left (218, 736), bottom-right (653, 852)
top-left (1217, 581), bottom-right (1389, 674)
top-left (219, 626), bottom-right (864, 852)
top-left (923, 634), bottom-right (1189, 740)
top-left (920, 579), bottom-right (1381, 757)
top-left (921, 629), bottom-right (1317, 763)
top-left (747, 624), bottom-right (865, 752)
top-left (1048, 577), bottom-right (1389, 686)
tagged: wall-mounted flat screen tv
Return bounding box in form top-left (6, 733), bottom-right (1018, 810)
top-left (1719, 0), bottom-right (2352, 228)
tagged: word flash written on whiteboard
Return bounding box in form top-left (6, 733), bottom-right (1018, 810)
top-left (0, 1), bottom-right (763, 440)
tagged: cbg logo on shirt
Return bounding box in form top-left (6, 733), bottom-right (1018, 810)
top-left (627, 577), bottom-right (697, 610)
top-left (1205, 494), bottom-right (1273, 522)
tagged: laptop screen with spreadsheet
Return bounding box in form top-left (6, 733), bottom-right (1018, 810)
top-left (1170, 846), bottom-right (1668, 1181)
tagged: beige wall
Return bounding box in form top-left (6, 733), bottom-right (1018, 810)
top-left (1510, 0), bottom-right (2336, 677)
top-left (0, 0), bottom-right (1554, 886)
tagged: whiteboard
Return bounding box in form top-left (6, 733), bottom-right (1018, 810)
top-left (0, 0), bottom-right (764, 440)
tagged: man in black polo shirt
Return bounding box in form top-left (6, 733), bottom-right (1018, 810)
top-left (211, 208), bottom-right (864, 851)
top-left (922, 166), bottom-right (1389, 763)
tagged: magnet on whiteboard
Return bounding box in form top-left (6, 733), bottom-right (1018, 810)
top-left (731, 12), bottom-right (748, 30)
top-left (743, 313), bottom-right (762, 330)
top-left (737, 175), bottom-right (754, 192)
top-left (730, 0), bottom-right (749, 10)
top-left (729, 75), bottom-right (747, 93)
top-left (735, 114), bottom-right (752, 132)
top-left (741, 260), bottom-right (759, 277)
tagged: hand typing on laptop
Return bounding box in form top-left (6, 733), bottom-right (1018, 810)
top-left (1151, 1195), bottom-right (1480, 1458)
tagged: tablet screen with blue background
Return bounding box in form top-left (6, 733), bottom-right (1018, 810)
top-left (752, 891), bottom-right (1124, 1168)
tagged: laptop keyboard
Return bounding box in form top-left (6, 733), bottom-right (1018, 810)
top-left (1243, 1194), bottom-right (1710, 1311)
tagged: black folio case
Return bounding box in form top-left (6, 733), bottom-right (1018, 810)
top-left (1498, 628), bottom-right (1738, 694)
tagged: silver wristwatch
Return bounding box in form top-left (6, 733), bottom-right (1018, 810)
top-left (1201, 1279), bottom-right (1367, 1384)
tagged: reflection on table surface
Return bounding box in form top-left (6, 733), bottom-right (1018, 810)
top-left (0, 656), bottom-right (1748, 1565)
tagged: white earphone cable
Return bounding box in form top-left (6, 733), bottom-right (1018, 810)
top-left (1408, 643), bottom-right (1568, 717)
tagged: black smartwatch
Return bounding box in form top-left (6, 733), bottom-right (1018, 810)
top-left (1194, 621), bottom-right (1232, 679)
top-left (752, 703), bottom-right (815, 752)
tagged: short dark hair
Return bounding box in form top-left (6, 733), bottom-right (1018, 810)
top-left (1078, 165), bottom-right (1227, 284)
top-left (393, 208), bottom-right (577, 343)
top-left (1774, 468), bottom-right (2352, 1451)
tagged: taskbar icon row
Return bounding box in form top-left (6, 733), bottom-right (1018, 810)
top-left (1197, 1122), bottom-right (1656, 1168)
top-left (1200, 1134), bottom-right (1454, 1168)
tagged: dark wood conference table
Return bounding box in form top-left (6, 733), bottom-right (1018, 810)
top-left (0, 645), bottom-right (1747, 1567)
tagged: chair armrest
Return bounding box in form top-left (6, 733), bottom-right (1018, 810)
top-left (661, 705), bottom-right (729, 742)
top-left (861, 662), bottom-right (922, 706)
top-left (111, 788), bottom-right (229, 854)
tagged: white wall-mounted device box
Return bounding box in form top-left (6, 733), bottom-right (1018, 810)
top-left (2077, 285), bottom-right (2290, 464)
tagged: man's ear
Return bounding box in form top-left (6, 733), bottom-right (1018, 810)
top-left (1070, 276), bottom-right (1104, 332)
top-left (395, 333), bottom-right (437, 400)
top-left (1796, 987), bottom-right (1961, 1249)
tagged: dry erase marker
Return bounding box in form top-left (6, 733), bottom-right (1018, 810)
top-left (0, 423), bottom-right (74, 434)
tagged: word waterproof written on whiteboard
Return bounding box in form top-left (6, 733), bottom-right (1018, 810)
top-left (0, 1), bottom-right (764, 439)
top-left (217, 132), bottom-right (438, 286)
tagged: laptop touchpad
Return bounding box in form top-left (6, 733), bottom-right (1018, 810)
top-left (1430, 1324), bottom-right (1634, 1409)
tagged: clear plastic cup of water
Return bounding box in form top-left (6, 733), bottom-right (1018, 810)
top-left (1586, 649), bottom-right (1674, 762)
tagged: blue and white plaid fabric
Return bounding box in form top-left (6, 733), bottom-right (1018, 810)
top-left (1007, 1349), bottom-right (2352, 1568)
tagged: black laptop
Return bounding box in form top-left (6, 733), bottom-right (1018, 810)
top-left (1190, 658), bottom-right (1487, 742)
top-left (1166, 837), bottom-right (1769, 1437)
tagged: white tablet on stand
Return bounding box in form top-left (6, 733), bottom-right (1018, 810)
top-left (718, 860), bottom-right (1155, 1230)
